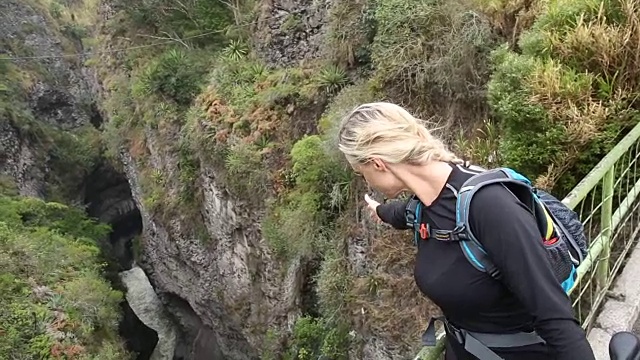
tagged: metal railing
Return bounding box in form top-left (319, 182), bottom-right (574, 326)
top-left (416, 121), bottom-right (640, 360)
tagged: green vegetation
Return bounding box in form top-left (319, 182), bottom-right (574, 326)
top-left (6, 0), bottom-right (634, 356)
top-left (0, 193), bottom-right (129, 359)
top-left (262, 316), bottom-right (351, 360)
top-left (87, 0), bottom-right (640, 358)
top-left (485, 0), bottom-right (640, 193)
top-left (0, 2), bottom-right (134, 359)
top-left (0, 58), bottom-right (103, 202)
top-left (369, 0), bottom-right (497, 121)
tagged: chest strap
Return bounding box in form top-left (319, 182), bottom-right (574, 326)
top-left (422, 316), bottom-right (546, 360)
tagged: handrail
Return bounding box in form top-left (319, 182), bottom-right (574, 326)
top-left (563, 123), bottom-right (640, 209)
top-left (416, 120), bottom-right (640, 359)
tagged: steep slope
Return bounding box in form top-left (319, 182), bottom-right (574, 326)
top-left (0, 192), bottom-right (129, 358)
top-left (91, 0), bottom-right (334, 357)
top-left (0, 0), bottom-right (173, 358)
top-left (0, 0), bottom-right (99, 200)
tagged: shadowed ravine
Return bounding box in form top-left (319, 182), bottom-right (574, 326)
top-left (84, 162), bottom-right (173, 359)
top-left (84, 161), bottom-right (225, 360)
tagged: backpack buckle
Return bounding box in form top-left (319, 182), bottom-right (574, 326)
top-left (433, 226), bottom-right (467, 241)
top-left (452, 225), bottom-right (467, 240)
top-left (419, 223), bottom-right (429, 240)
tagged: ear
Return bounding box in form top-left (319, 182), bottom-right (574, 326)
top-left (371, 158), bottom-right (388, 172)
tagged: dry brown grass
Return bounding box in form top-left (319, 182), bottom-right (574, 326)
top-left (518, 0), bottom-right (640, 190)
top-left (473, 0), bottom-right (542, 48)
top-left (326, 0), bottom-right (372, 68)
top-left (129, 128), bottom-right (149, 159)
top-left (348, 227), bottom-right (441, 352)
top-left (368, 0), bottom-right (499, 134)
top-left (546, 0), bottom-right (640, 92)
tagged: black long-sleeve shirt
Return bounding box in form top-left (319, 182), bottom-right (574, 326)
top-left (376, 163), bottom-right (595, 360)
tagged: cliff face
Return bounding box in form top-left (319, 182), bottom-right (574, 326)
top-left (0, 120), bottom-right (43, 197)
top-left (1, 0), bottom-right (494, 358)
top-left (119, 142), bottom-right (297, 359)
top-left (253, 0), bottom-right (332, 66)
top-left (86, 0), bottom-right (449, 357)
top-left (0, 0), bottom-right (141, 272)
top-left (0, 0), bottom-right (91, 198)
top-left (88, 0), bottom-right (352, 357)
top-left (4, 0), bottom-right (638, 358)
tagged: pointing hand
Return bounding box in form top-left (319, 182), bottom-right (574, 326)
top-left (364, 194), bottom-right (382, 224)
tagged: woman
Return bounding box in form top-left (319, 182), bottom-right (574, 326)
top-left (336, 102), bottom-right (595, 360)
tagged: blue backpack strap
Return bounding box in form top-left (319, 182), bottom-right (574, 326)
top-left (455, 168), bottom-right (537, 280)
top-left (405, 196), bottom-right (430, 246)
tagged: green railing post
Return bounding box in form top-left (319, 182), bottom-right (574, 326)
top-left (597, 166), bottom-right (614, 291)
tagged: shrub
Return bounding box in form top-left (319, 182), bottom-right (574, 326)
top-left (284, 316), bottom-right (350, 360)
top-left (0, 62), bottom-right (48, 144)
top-left (315, 236), bottom-right (353, 318)
top-left (114, 0), bottom-right (233, 48)
top-left (487, 46), bottom-right (566, 180)
top-left (472, 0), bottom-right (541, 47)
top-left (133, 48), bottom-right (209, 106)
top-left (290, 135), bottom-right (352, 217)
top-left (46, 125), bottom-right (105, 202)
top-left (453, 119), bottom-right (502, 167)
top-left (486, 0), bottom-right (640, 193)
top-left (370, 0), bottom-right (497, 117)
top-left (263, 135), bottom-right (352, 260)
top-left (313, 64), bottom-right (350, 96)
top-left (0, 196), bottom-right (128, 359)
top-left (326, 0), bottom-right (376, 68)
top-left (520, 0), bottom-right (640, 94)
top-left (224, 141), bottom-right (269, 200)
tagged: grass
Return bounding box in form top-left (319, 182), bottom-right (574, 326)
top-left (325, 0), bottom-right (376, 68)
top-left (486, 0), bottom-right (640, 193)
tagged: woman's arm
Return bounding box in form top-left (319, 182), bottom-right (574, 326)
top-left (468, 184), bottom-right (595, 360)
top-left (375, 199), bottom-right (412, 230)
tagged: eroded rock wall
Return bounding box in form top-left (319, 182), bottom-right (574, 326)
top-left (253, 0), bottom-right (333, 66)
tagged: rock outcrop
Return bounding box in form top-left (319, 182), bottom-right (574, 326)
top-left (0, 120), bottom-right (46, 197)
top-left (1, 0), bottom-right (430, 358)
top-left (253, 0), bottom-right (333, 66)
top-left (0, 0), bottom-right (96, 129)
top-left (118, 139), bottom-right (306, 359)
top-left (120, 265), bottom-right (179, 360)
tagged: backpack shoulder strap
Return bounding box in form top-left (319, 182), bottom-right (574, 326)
top-left (405, 195), bottom-right (428, 246)
top-left (455, 168), bottom-right (538, 279)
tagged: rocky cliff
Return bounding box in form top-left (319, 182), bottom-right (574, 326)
top-left (6, 0), bottom-right (628, 359)
top-left (0, 0), bottom-right (92, 198)
top-left (97, 3), bottom-right (341, 358)
top-left (1, 0), bottom-right (480, 358)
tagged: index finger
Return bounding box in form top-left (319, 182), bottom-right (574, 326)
top-left (364, 194), bottom-right (379, 206)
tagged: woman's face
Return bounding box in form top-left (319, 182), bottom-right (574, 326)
top-left (353, 159), bottom-right (406, 199)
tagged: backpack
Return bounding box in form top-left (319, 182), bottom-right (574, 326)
top-left (404, 166), bottom-right (589, 293)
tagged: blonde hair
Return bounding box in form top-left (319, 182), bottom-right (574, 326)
top-left (337, 102), bottom-right (463, 166)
